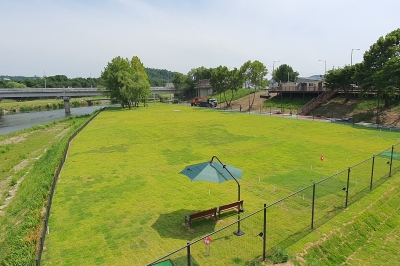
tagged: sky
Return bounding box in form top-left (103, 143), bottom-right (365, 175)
top-left (1, 0), bottom-right (400, 79)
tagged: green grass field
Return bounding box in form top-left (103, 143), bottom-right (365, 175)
top-left (40, 104), bottom-right (400, 265)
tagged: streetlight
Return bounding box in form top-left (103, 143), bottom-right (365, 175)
top-left (318, 60), bottom-right (326, 74)
top-left (272, 60), bottom-right (280, 82)
top-left (351, 48), bottom-right (360, 66)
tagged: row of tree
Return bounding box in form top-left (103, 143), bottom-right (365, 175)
top-left (0, 69), bottom-right (175, 89)
top-left (172, 61), bottom-right (271, 109)
top-left (171, 62), bottom-right (300, 105)
top-left (324, 28), bottom-right (400, 108)
top-left (0, 75), bottom-right (102, 89)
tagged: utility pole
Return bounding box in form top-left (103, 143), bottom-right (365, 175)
top-left (351, 48), bottom-right (360, 66)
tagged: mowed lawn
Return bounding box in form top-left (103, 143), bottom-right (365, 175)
top-left (42, 104), bottom-right (400, 265)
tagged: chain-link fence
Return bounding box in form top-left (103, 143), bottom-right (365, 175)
top-left (148, 143), bottom-right (399, 265)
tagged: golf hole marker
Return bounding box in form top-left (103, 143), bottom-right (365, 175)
top-left (204, 236), bottom-right (212, 255)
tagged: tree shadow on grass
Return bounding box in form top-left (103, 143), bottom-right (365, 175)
top-left (151, 209), bottom-right (218, 240)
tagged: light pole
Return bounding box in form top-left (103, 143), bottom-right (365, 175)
top-left (318, 60), bottom-right (326, 74)
top-left (272, 60), bottom-right (280, 82)
top-left (351, 48), bottom-right (360, 66)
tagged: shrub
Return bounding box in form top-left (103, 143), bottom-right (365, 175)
top-left (71, 101), bottom-right (81, 108)
top-left (269, 248), bottom-right (289, 264)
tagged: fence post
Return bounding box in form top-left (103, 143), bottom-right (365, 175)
top-left (262, 204), bottom-right (267, 261)
top-left (389, 145), bottom-right (394, 177)
top-left (311, 183), bottom-right (316, 229)
top-left (345, 167), bottom-right (351, 208)
top-left (187, 242), bottom-right (191, 266)
top-left (370, 155), bottom-right (375, 191)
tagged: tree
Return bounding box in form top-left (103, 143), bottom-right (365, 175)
top-left (210, 66), bottom-right (230, 103)
top-left (101, 56), bottom-right (150, 109)
top-left (356, 28), bottom-right (400, 107)
top-left (183, 67), bottom-right (213, 98)
top-left (6, 81), bottom-right (27, 88)
top-left (273, 64), bottom-right (299, 83)
top-left (240, 60), bottom-right (268, 110)
top-left (324, 65), bottom-right (357, 100)
top-left (227, 67), bottom-right (244, 106)
top-left (172, 72), bottom-right (185, 100)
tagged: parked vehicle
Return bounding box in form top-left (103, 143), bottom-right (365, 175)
top-left (208, 98), bottom-right (218, 107)
top-left (189, 97), bottom-right (218, 107)
top-left (189, 97), bottom-right (207, 106)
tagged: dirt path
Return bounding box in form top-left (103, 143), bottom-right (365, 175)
top-left (222, 91), bottom-right (270, 111)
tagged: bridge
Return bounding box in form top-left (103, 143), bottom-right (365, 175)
top-left (0, 85), bottom-right (177, 99)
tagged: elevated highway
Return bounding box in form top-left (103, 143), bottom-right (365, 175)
top-left (0, 86), bottom-right (177, 99)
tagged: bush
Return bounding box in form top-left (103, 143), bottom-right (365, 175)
top-left (19, 105), bottom-right (34, 113)
top-left (10, 177), bottom-right (17, 186)
top-left (71, 100), bottom-right (82, 108)
top-left (269, 248), bottom-right (289, 264)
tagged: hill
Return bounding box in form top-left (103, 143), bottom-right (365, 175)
top-left (144, 68), bottom-right (176, 87)
top-left (229, 92), bottom-right (400, 127)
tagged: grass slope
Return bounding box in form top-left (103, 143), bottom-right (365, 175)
top-left (289, 172), bottom-right (400, 265)
top-left (41, 104), bottom-right (400, 265)
top-left (0, 116), bottom-right (93, 265)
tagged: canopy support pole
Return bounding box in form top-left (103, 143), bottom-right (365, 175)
top-left (211, 156), bottom-right (244, 236)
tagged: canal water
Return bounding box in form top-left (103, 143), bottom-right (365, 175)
top-left (0, 105), bottom-right (110, 135)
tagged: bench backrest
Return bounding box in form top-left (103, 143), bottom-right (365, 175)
top-left (190, 208), bottom-right (217, 220)
top-left (219, 200), bottom-right (244, 211)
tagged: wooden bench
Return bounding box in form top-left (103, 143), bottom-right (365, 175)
top-left (217, 200), bottom-right (244, 219)
top-left (185, 208), bottom-right (217, 229)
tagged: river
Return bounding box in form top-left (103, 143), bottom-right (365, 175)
top-left (0, 105), bottom-right (110, 135)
